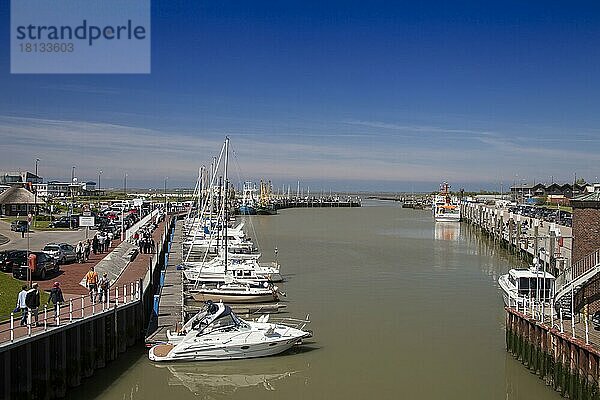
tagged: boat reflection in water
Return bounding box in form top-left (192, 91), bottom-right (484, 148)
top-left (155, 359), bottom-right (307, 397)
top-left (434, 222), bottom-right (461, 241)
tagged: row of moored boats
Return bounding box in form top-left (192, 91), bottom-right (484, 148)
top-left (148, 137), bottom-right (312, 362)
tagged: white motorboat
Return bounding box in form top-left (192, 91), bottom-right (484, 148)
top-left (433, 182), bottom-right (461, 222)
top-left (149, 302), bottom-right (311, 362)
top-left (498, 266), bottom-right (555, 308)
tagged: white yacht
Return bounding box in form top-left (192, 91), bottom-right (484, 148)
top-left (182, 256), bottom-right (282, 284)
top-left (498, 266), bottom-right (555, 308)
top-left (192, 282), bottom-right (280, 304)
top-left (149, 302), bottom-right (311, 362)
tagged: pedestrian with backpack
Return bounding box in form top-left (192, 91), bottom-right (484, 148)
top-left (48, 282), bottom-right (65, 320)
top-left (25, 283), bottom-right (40, 326)
top-left (85, 266), bottom-right (99, 303)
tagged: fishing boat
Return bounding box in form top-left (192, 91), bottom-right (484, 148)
top-left (498, 266), bottom-right (555, 308)
top-left (238, 181), bottom-right (258, 215)
top-left (148, 301), bottom-right (311, 362)
top-left (433, 182), bottom-right (461, 222)
top-left (256, 179), bottom-right (278, 215)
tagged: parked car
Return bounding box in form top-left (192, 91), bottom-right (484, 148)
top-left (12, 251), bottom-right (59, 280)
top-left (49, 216), bottom-right (79, 229)
top-left (0, 250), bottom-right (28, 272)
top-left (42, 243), bottom-right (77, 265)
top-left (10, 220), bottom-right (29, 232)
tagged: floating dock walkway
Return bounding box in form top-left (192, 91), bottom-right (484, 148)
top-left (145, 218), bottom-right (184, 345)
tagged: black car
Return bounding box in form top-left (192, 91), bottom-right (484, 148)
top-left (12, 251), bottom-right (59, 280)
top-left (10, 220), bottom-right (29, 232)
top-left (0, 250), bottom-right (28, 272)
top-left (49, 216), bottom-right (79, 229)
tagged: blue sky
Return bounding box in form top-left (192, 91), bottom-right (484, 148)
top-left (1, 1), bottom-right (600, 191)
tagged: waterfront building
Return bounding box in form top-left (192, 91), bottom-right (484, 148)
top-left (510, 182), bottom-right (587, 203)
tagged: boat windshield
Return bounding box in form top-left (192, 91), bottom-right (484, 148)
top-left (199, 308), bottom-right (247, 334)
top-left (517, 277), bottom-right (554, 298)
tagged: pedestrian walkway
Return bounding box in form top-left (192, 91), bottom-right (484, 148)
top-left (0, 215), bottom-right (170, 345)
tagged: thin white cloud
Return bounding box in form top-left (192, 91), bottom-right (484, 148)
top-left (342, 120), bottom-right (495, 137)
top-left (1, 115), bottom-right (598, 188)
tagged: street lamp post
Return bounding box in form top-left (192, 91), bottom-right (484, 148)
top-left (34, 158), bottom-right (39, 225)
top-left (124, 172), bottom-right (127, 197)
top-left (164, 177), bottom-right (168, 212)
top-left (71, 166), bottom-right (76, 229)
top-left (98, 170), bottom-right (102, 207)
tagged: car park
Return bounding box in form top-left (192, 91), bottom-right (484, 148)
top-left (42, 243), bottom-right (78, 264)
top-left (0, 250), bottom-right (28, 272)
top-left (12, 251), bottom-right (59, 280)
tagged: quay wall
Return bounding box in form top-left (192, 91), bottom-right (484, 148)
top-left (275, 198), bottom-right (361, 209)
top-left (460, 202), bottom-right (572, 276)
top-left (0, 216), bottom-right (178, 400)
top-left (506, 308), bottom-right (600, 400)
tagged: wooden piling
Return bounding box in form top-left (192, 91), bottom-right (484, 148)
top-left (505, 308), bottom-right (600, 400)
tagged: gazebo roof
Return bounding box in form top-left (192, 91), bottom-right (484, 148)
top-left (0, 186), bottom-right (44, 205)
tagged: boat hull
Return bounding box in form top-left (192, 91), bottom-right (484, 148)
top-left (149, 337), bottom-right (303, 362)
top-left (239, 205), bottom-right (257, 215)
top-left (256, 207), bottom-right (277, 215)
top-left (192, 291), bottom-right (278, 303)
top-left (434, 214), bottom-right (461, 222)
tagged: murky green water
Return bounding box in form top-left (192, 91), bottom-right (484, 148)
top-left (68, 200), bottom-right (560, 400)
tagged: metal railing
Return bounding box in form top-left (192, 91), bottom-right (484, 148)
top-left (0, 281), bottom-right (142, 345)
top-left (572, 249), bottom-right (600, 281)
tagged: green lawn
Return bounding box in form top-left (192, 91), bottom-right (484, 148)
top-left (0, 273), bottom-right (50, 319)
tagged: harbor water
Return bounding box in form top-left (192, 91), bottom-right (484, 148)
top-left (69, 200), bottom-right (560, 399)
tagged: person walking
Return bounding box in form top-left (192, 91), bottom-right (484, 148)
top-left (92, 234), bottom-right (99, 255)
top-left (16, 285), bottom-right (28, 326)
top-left (98, 272), bottom-right (110, 304)
top-left (25, 283), bottom-right (40, 327)
top-left (76, 241), bottom-right (84, 263)
top-left (98, 233), bottom-right (106, 253)
top-left (84, 239), bottom-right (91, 262)
top-left (85, 266), bottom-right (99, 303)
top-left (48, 282), bottom-right (64, 320)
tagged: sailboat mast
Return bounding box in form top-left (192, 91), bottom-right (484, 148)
top-left (223, 137), bottom-right (229, 271)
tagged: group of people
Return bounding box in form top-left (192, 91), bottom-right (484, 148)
top-left (135, 228), bottom-right (156, 254)
top-left (85, 266), bottom-right (110, 303)
top-left (16, 281), bottom-right (64, 327)
top-left (92, 231), bottom-right (114, 255)
top-left (75, 240), bottom-right (91, 263)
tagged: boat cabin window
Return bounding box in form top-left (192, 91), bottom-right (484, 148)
top-left (517, 277), bottom-right (554, 298)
